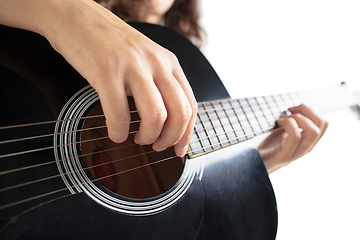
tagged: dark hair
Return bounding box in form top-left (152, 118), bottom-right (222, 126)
top-left (95, 0), bottom-right (204, 47)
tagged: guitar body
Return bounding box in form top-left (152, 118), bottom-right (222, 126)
top-left (0, 23), bottom-right (277, 239)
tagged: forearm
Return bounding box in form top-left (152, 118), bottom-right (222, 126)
top-left (0, 0), bottom-right (125, 49)
top-left (0, 0), bottom-right (65, 37)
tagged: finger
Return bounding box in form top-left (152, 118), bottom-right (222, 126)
top-left (275, 117), bottom-right (302, 160)
top-left (288, 104), bottom-right (325, 129)
top-left (289, 113), bottom-right (328, 158)
top-left (151, 74), bottom-right (193, 153)
top-left (171, 66), bottom-right (198, 157)
top-left (95, 82), bottom-right (130, 143)
top-left (288, 104), bottom-right (329, 142)
top-left (289, 113), bottom-right (321, 155)
top-left (128, 73), bottom-right (167, 145)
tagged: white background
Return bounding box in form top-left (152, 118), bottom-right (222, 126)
top-left (200, 1), bottom-right (360, 239)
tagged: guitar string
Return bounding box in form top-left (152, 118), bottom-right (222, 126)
top-left (0, 93), bottom-right (329, 190)
top-left (0, 108), bottom-right (351, 209)
top-left (0, 126), bottom-right (274, 196)
top-left (0, 103), bottom-right (232, 130)
top-left (0, 124), bottom-right (109, 145)
top-left (0, 103), bottom-right (283, 159)
top-left (0, 104), bottom-right (282, 194)
top-left (2, 85), bottom-right (347, 133)
top-left (0, 92), bottom-right (310, 131)
top-left (0, 154), bottom-right (178, 211)
top-left (0, 117), bottom-right (272, 177)
top-left (0, 107), bottom-right (271, 177)
top-left (0, 91), bottom-right (345, 187)
top-left (0, 149), bottom-right (159, 192)
top-left (0, 85), bottom-right (347, 132)
top-left (0, 143), bottom-right (137, 176)
top-left (0, 117), bottom-right (277, 187)
top-left (0, 88), bottom-right (345, 210)
top-left (0, 105), bottom-right (247, 145)
top-left (0, 128), bottom-right (274, 211)
top-left (1, 89), bottom-right (334, 147)
top-left (4, 87), bottom-right (342, 148)
top-left (0, 106), bottom-right (274, 146)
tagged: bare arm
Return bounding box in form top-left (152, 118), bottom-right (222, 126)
top-left (0, 0), bottom-right (197, 157)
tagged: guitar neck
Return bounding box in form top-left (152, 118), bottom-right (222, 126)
top-left (188, 84), bottom-right (359, 158)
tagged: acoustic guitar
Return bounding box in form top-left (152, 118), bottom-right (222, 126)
top-left (0, 22), bottom-right (358, 239)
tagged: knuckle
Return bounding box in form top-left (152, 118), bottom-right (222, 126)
top-left (191, 100), bottom-right (198, 114)
top-left (308, 127), bottom-right (321, 139)
top-left (298, 103), bottom-right (306, 109)
top-left (106, 115), bottom-right (130, 143)
top-left (139, 136), bottom-right (155, 145)
top-left (165, 50), bottom-right (178, 62)
top-left (149, 47), bottom-right (177, 66)
top-left (175, 100), bottom-right (197, 125)
top-left (109, 113), bottom-right (130, 127)
top-left (292, 132), bottom-right (302, 143)
top-left (179, 103), bottom-right (193, 122)
top-left (151, 107), bottom-right (168, 124)
top-left (292, 113), bottom-right (302, 118)
top-left (286, 117), bottom-right (297, 126)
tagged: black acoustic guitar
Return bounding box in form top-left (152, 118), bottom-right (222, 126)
top-left (0, 22), bottom-right (358, 239)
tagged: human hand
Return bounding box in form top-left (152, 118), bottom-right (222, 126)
top-left (2, 0), bottom-right (197, 157)
top-left (52, 1), bottom-right (197, 157)
top-left (258, 104), bottom-right (329, 174)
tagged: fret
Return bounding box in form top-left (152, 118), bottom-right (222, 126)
top-left (308, 89), bottom-right (322, 113)
top-left (237, 99), bottom-right (262, 136)
top-left (258, 97), bottom-right (280, 129)
top-left (280, 93), bottom-right (295, 108)
top-left (188, 84), bottom-right (358, 159)
top-left (316, 88), bottom-right (330, 114)
top-left (202, 103), bottom-right (224, 148)
top-left (317, 88), bottom-right (330, 113)
top-left (340, 85), bottom-right (358, 108)
top-left (189, 125), bottom-right (206, 156)
top-left (329, 87), bottom-right (342, 111)
top-left (196, 106), bottom-right (216, 151)
top-left (272, 94), bottom-right (288, 112)
top-left (338, 86), bottom-right (349, 109)
top-left (295, 91), bottom-right (311, 107)
top-left (228, 100), bottom-right (248, 141)
top-left (264, 95), bottom-right (282, 119)
top-left (304, 90), bottom-right (317, 110)
top-left (329, 87), bottom-right (339, 111)
top-left (189, 126), bottom-right (260, 157)
top-left (326, 87), bottom-right (338, 112)
top-left (255, 96), bottom-right (277, 126)
top-left (246, 98), bottom-right (271, 131)
top-left (230, 99), bottom-right (255, 138)
top-left (219, 101), bottom-right (239, 144)
top-left (289, 92), bottom-right (303, 106)
top-left (210, 102), bottom-right (232, 145)
top-left (286, 92), bottom-right (300, 107)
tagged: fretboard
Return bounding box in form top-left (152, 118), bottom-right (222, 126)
top-left (188, 84), bottom-right (359, 158)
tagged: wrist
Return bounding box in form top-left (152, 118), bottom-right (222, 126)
top-left (259, 150), bottom-right (288, 174)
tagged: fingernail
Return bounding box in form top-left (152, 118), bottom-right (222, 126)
top-left (134, 136), bottom-right (139, 144)
top-left (154, 147), bottom-right (167, 152)
top-left (282, 110), bottom-right (292, 117)
top-left (178, 145), bottom-right (188, 157)
top-left (275, 118), bottom-right (285, 128)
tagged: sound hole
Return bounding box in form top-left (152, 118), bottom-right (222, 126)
top-left (81, 99), bottom-right (185, 199)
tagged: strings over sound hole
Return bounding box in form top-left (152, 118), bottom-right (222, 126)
top-left (81, 99), bottom-right (185, 199)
